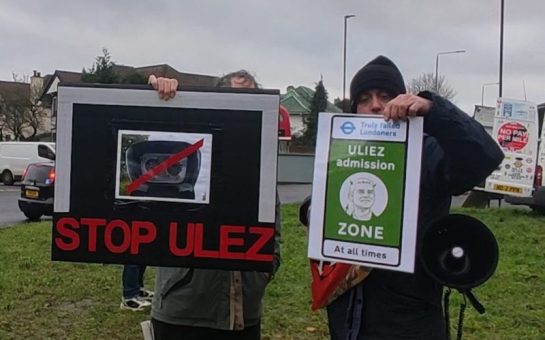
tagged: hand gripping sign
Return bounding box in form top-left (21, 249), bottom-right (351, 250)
top-left (52, 84), bottom-right (279, 272)
top-left (308, 113), bottom-right (423, 273)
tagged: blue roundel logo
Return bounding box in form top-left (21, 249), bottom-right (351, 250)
top-left (340, 121), bottom-right (356, 135)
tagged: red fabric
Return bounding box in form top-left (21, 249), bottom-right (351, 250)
top-left (309, 260), bottom-right (352, 311)
top-left (278, 105), bottom-right (292, 140)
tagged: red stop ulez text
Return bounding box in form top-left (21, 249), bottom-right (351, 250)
top-left (54, 217), bottom-right (273, 262)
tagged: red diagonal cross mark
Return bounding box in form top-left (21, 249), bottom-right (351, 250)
top-left (127, 139), bottom-right (204, 194)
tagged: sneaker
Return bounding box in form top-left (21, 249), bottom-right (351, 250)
top-left (140, 288), bottom-right (154, 302)
top-left (120, 296), bottom-right (151, 311)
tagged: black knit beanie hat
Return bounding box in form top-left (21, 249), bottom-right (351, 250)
top-left (349, 55), bottom-right (406, 113)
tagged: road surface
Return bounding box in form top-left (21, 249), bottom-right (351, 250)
top-left (0, 184), bottom-right (51, 228)
top-left (0, 184), bottom-right (525, 228)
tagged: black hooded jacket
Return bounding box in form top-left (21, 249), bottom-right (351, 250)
top-left (328, 91), bottom-right (504, 340)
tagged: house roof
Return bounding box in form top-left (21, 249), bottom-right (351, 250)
top-left (0, 81), bottom-right (30, 101)
top-left (282, 94), bottom-right (310, 114)
top-left (40, 64), bottom-right (219, 100)
top-left (280, 85), bottom-right (341, 115)
top-left (111, 64), bottom-right (219, 86)
top-left (40, 70), bottom-right (82, 99)
top-left (56, 70), bottom-right (83, 83)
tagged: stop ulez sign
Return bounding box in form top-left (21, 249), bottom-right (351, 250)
top-left (497, 121), bottom-right (528, 151)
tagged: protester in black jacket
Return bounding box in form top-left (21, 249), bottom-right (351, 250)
top-left (325, 55), bottom-right (504, 340)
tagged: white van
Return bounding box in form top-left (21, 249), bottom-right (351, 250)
top-left (504, 102), bottom-right (545, 212)
top-left (0, 142), bottom-right (56, 185)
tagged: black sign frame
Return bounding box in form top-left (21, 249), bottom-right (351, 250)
top-left (52, 84), bottom-right (279, 272)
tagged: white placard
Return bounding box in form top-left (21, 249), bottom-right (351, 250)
top-left (485, 98), bottom-right (538, 197)
top-left (308, 113), bottom-right (423, 273)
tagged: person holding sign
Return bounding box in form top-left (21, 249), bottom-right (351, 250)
top-left (323, 56), bottom-right (504, 339)
top-left (147, 70), bottom-right (281, 340)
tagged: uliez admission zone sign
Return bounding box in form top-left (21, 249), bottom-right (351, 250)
top-left (308, 113), bottom-right (423, 273)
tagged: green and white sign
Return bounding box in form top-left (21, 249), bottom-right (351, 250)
top-left (308, 113), bottom-right (423, 273)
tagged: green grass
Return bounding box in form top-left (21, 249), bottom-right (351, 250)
top-left (0, 206), bottom-right (544, 339)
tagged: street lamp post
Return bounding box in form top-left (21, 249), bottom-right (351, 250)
top-left (481, 82), bottom-right (500, 105)
top-left (343, 14), bottom-right (355, 112)
top-left (435, 50), bottom-right (466, 93)
top-left (499, 0), bottom-right (505, 97)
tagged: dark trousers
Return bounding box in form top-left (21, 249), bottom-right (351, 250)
top-left (151, 318), bottom-right (261, 340)
top-left (327, 284), bottom-right (366, 340)
top-left (122, 264), bottom-right (146, 298)
top-left (326, 285), bottom-right (447, 340)
top-left (327, 288), bottom-right (355, 340)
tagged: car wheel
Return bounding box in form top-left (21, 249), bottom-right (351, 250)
top-left (2, 170), bottom-right (14, 185)
top-left (23, 212), bottom-right (42, 221)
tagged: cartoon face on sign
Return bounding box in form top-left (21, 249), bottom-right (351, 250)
top-left (340, 173), bottom-right (388, 221)
top-left (497, 122), bottom-right (528, 151)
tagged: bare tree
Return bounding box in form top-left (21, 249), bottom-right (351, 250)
top-left (406, 72), bottom-right (456, 101)
top-left (12, 73), bottom-right (29, 83)
top-left (0, 84), bottom-right (46, 140)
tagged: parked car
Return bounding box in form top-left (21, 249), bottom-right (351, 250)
top-left (0, 141), bottom-right (55, 185)
top-left (18, 162), bottom-right (55, 221)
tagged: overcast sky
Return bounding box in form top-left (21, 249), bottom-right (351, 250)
top-left (1, 0), bottom-right (544, 114)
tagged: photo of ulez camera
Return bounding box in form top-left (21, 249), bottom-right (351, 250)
top-left (125, 140), bottom-right (201, 199)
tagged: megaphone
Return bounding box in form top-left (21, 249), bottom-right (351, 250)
top-left (421, 213), bottom-right (499, 313)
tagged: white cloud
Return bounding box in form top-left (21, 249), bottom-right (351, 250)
top-left (1, 0), bottom-right (544, 113)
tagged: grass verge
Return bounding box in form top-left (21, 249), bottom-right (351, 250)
top-left (0, 206), bottom-right (544, 339)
